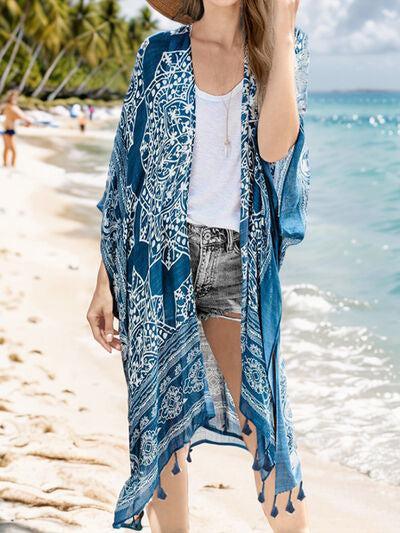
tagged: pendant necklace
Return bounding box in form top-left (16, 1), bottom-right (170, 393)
top-left (218, 55), bottom-right (244, 158)
top-left (222, 88), bottom-right (233, 158)
top-left (191, 21), bottom-right (244, 158)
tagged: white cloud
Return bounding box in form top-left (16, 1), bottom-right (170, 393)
top-left (124, 0), bottom-right (400, 55)
top-left (121, 0), bottom-right (400, 88)
top-left (121, 0), bottom-right (179, 29)
top-left (298, 0), bottom-right (400, 54)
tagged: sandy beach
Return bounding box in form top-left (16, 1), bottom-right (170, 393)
top-left (0, 123), bottom-right (399, 532)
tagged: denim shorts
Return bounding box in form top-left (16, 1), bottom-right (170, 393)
top-left (187, 221), bottom-right (242, 322)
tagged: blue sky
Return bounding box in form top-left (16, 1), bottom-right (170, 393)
top-left (121, 0), bottom-right (400, 91)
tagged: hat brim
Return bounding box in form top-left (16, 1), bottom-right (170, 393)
top-left (147, 0), bottom-right (193, 24)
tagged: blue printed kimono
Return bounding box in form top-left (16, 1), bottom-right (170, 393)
top-left (98, 23), bottom-right (311, 529)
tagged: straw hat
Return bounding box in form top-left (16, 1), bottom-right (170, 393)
top-left (146, 1), bottom-right (194, 24)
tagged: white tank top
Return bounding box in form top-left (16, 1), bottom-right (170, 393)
top-left (187, 79), bottom-right (243, 232)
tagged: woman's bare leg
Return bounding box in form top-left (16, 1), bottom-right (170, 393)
top-left (146, 445), bottom-right (190, 533)
top-left (9, 135), bottom-right (16, 167)
top-left (201, 314), bottom-right (311, 533)
top-left (3, 135), bottom-right (9, 166)
top-left (3, 134), bottom-right (16, 167)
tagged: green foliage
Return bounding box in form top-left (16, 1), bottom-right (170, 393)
top-left (0, 0), bottom-right (158, 100)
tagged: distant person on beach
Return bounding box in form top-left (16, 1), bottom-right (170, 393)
top-left (88, 104), bottom-right (95, 120)
top-left (0, 90), bottom-right (32, 167)
top-left (88, 1), bottom-right (311, 531)
top-left (78, 110), bottom-right (87, 133)
top-left (70, 103), bottom-right (81, 118)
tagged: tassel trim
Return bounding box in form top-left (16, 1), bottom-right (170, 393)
top-left (263, 446), bottom-right (274, 473)
top-left (297, 480), bottom-right (305, 501)
top-left (171, 451), bottom-right (181, 475)
top-left (157, 481), bottom-right (167, 500)
top-left (268, 482), bottom-right (306, 518)
top-left (131, 510), bottom-right (144, 531)
top-left (270, 494), bottom-right (279, 518)
top-left (242, 417), bottom-right (252, 436)
top-left (285, 489), bottom-right (295, 514)
top-left (252, 447), bottom-right (262, 471)
top-left (249, 427), bottom-right (306, 517)
top-left (186, 445), bottom-right (193, 463)
top-left (257, 478), bottom-right (266, 503)
top-left (117, 510), bottom-right (144, 530)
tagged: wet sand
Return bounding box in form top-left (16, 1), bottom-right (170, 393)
top-left (0, 126), bottom-right (399, 532)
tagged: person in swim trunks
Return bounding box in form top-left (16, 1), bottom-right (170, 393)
top-left (0, 90), bottom-right (32, 167)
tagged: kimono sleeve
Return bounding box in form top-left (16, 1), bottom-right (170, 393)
top-left (261, 27), bottom-right (311, 267)
top-left (96, 38), bottom-right (148, 313)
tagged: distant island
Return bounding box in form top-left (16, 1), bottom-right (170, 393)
top-left (309, 89), bottom-right (400, 94)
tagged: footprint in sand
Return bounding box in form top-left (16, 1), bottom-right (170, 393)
top-left (27, 317), bottom-right (41, 324)
top-left (29, 350), bottom-right (43, 356)
top-left (0, 329), bottom-right (129, 531)
top-left (0, 453), bottom-right (13, 468)
top-left (0, 522), bottom-right (38, 532)
top-left (0, 402), bottom-right (12, 412)
top-left (8, 354), bottom-right (23, 363)
top-left (203, 482), bottom-right (231, 490)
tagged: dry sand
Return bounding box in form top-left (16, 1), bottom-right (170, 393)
top-left (0, 125), bottom-right (399, 532)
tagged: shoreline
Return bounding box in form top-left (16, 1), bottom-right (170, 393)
top-left (0, 127), bottom-right (399, 532)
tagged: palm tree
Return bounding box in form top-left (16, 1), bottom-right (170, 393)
top-left (76, 0), bottom-right (127, 95)
top-left (18, 0), bottom-right (70, 93)
top-left (0, 0), bottom-right (70, 94)
top-left (32, 0), bottom-right (104, 98)
top-left (93, 5), bottom-right (157, 98)
top-left (47, 0), bottom-right (109, 100)
top-left (0, 26), bottom-right (24, 92)
top-left (92, 61), bottom-right (126, 97)
top-left (0, 0), bottom-right (26, 93)
top-left (0, 0), bottom-right (159, 99)
top-left (0, 0), bottom-right (22, 62)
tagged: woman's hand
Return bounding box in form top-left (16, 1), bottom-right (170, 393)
top-left (87, 260), bottom-right (121, 353)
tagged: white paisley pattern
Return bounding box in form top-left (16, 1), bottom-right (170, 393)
top-left (98, 24), bottom-right (311, 528)
top-left (139, 429), bottom-right (158, 467)
top-left (244, 358), bottom-right (270, 395)
top-left (183, 359), bottom-right (206, 394)
top-left (159, 386), bottom-right (184, 421)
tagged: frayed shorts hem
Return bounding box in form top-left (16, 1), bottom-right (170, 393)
top-left (197, 309), bottom-right (242, 322)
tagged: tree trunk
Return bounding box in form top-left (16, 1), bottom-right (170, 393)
top-left (76, 58), bottom-right (108, 95)
top-left (19, 42), bottom-right (42, 94)
top-left (0, 21), bottom-right (22, 63)
top-left (93, 67), bottom-right (123, 98)
top-left (0, 27), bottom-right (24, 94)
top-left (47, 58), bottom-right (82, 101)
top-left (31, 47), bottom-right (66, 98)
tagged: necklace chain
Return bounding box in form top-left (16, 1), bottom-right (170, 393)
top-left (190, 25), bottom-right (244, 158)
top-left (213, 56), bottom-right (244, 157)
top-left (221, 88), bottom-right (234, 157)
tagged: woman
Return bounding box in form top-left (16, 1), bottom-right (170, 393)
top-left (87, 1), bottom-right (311, 531)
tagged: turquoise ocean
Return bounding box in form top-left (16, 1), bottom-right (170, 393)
top-left (282, 91), bottom-right (400, 485)
top-left (50, 91), bottom-right (400, 485)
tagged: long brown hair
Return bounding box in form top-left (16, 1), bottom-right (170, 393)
top-left (178, 0), bottom-right (275, 102)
